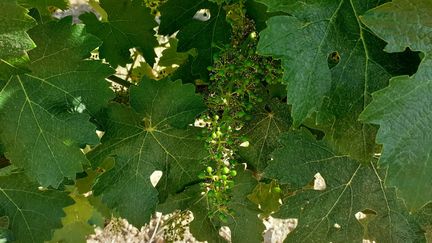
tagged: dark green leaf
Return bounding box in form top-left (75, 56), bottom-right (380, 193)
top-left (359, 0), bottom-right (432, 210)
top-left (239, 101), bottom-right (291, 171)
top-left (257, 0), bottom-right (419, 162)
top-left (80, 0), bottom-right (158, 67)
top-left (159, 0), bottom-right (231, 77)
top-left (0, 170), bottom-right (73, 243)
top-left (88, 78), bottom-right (207, 226)
top-left (265, 130), bottom-right (424, 242)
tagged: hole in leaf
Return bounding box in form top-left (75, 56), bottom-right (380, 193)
top-left (313, 173), bottom-right (326, 190)
top-left (193, 9), bottom-right (211, 21)
top-left (150, 170), bottom-right (163, 187)
top-left (355, 209), bottom-right (377, 222)
top-left (327, 51), bottom-right (341, 69)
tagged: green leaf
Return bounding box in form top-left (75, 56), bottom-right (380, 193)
top-left (158, 169), bottom-right (264, 243)
top-left (159, 38), bottom-right (197, 68)
top-left (256, 0), bottom-right (419, 161)
top-left (238, 101), bottom-right (291, 171)
top-left (226, 169), bottom-right (264, 243)
top-left (18, 0), bottom-right (68, 15)
top-left (265, 130), bottom-right (424, 242)
top-left (87, 78), bottom-right (207, 226)
top-left (360, 0), bottom-right (432, 53)
top-left (50, 189), bottom-right (97, 243)
top-left (359, 58), bottom-right (432, 210)
top-left (159, 0), bottom-right (231, 77)
top-left (415, 203), bottom-right (432, 241)
top-left (158, 185), bottom-right (223, 243)
top-left (0, 170), bottom-right (73, 243)
top-left (359, 0), bottom-right (432, 210)
top-left (0, 18), bottom-right (115, 187)
top-left (80, 0), bottom-right (158, 67)
top-left (247, 180), bottom-right (281, 216)
top-left (0, 0), bottom-right (36, 61)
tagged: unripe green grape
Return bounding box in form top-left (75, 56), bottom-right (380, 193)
top-left (206, 166), bottom-right (213, 174)
top-left (222, 167), bottom-right (230, 174)
top-left (230, 170), bottom-right (237, 177)
top-left (273, 186), bottom-right (281, 193)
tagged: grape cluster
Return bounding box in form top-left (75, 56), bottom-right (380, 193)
top-left (199, 14), bottom-right (283, 222)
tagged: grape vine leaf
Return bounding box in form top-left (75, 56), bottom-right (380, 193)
top-left (359, 60), bottom-right (432, 210)
top-left (264, 130), bottom-right (424, 242)
top-left (159, 38), bottom-right (197, 68)
top-left (359, 0), bottom-right (432, 210)
top-left (80, 0), bottom-right (158, 67)
top-left (159, 0), bottom-right (231, 77)
top-left (226, 169), bottom-right (264, 243)
top-left (50, 189), bottom-right (96, 243)
top-left (0, 18), bottom-right (115, 187)
top-left (158, 169), bottom-right (264, 243)
top-left (18, 0), bottom-right (68, 16)
top-left (87, 78), bottom-right (207, 226)
top-left (415, 203), bottom-right (432, 241)
top-left (157, 185), bottom-right (223, 243)
top-left (256, 0), bottom-right (420, 162)
top-left (360, 0), bottom-right (432, 54)
top-left (0, 0), bottom-right (36, 61)
top-left (238, 101), bottom-right (291, 171)
top-left (0, 170), bottom-right (73, 243)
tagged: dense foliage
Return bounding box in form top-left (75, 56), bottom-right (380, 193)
top-left (0, 0), bottom-right (431, 242)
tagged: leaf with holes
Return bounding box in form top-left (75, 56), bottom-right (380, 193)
top-left (264, 130), bottom-right (424, 242)
top-left (359, 0), bottom-right (432, 211)
top-left (87, 78), bottom-right (207, 226)
top-left (0, 18), bottom-right (114, 188)
top-left (159, 0), bottom-right (231, 77)
top-left (256, 0), bottom-right (419, 162)
top-left (0, 170), bottom-right (73, 243)
top-left (80, 0), bottom-right (158, 67)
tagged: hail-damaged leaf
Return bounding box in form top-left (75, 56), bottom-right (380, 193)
top-left (159, 0), bottom-right (231, 78)
top-left (238, 101), bottom-right (291, 171)
top-left (256, 0), bottom-right (419, 162)
top-left (0, 0), bottom-right (36, 61)
top-left (0, 18), bottom-right (115, 187)
top-left (359, 0), bottom-right (432, 211)
top-left (80, 0), bottom-right (158, 67)
top-left (87, 78), bottom-right (207, 226)
top-left (264, 130), bottom-right (424, 242)
top-left (0, 170), bottom-right (73, 243)
top-left (158, 169), bottom-right (263, 243)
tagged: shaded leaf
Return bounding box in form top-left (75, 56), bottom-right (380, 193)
top-left (238, 101), bottom-right (291, 171)
top-left (159, 169), bottom-right (264, 243)
top-left (159, 0), bottom-right (231, 77)
top-left (80, 0), bottom-right (158, 67)
top-left (18, 0), bottom-right (68, 15)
